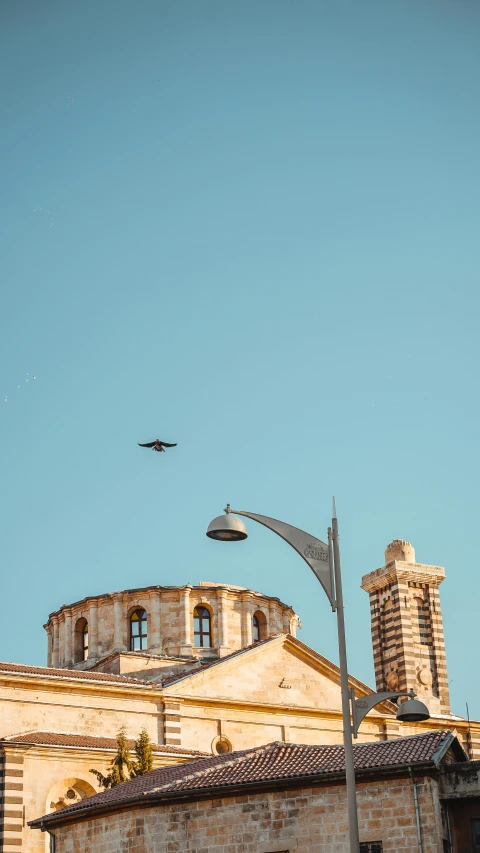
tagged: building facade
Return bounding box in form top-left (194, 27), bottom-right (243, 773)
top-left (29, 730), bottom-right (476, 853)
top-left (1, 541), bottom-right (480, 853)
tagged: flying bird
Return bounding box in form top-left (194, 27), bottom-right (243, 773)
top-left (138, 439), bottom-right (177, 453)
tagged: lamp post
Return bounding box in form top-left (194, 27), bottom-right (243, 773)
top-left (206, 503), bottom-right (430, 853)
top-left (351, 687), bottom-right (430, 738)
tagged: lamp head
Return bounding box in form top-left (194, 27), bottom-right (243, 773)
top-left (206, 506), bottom-right (248, 542)
top-left (396, 697), bottom-right (430, 723)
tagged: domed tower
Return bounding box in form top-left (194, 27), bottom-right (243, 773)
top-left (361, 541), bottom-right (450, 716)
top-left (44, 582), bottom-right (299, 678)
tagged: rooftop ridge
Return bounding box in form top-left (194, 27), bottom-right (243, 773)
top-left (30, 729), bottom-right (456, 830)
top-left (145, 741), bottom-right (280, 794)
top-left (159, 634), bottom-right (389, 709)
top-left (1, 730), bottom-right (207, 756)
top-left (0, 661), bottom-right (152, 687)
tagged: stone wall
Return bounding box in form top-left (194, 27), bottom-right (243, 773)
top-left (178, 702), bottom-right (381, 754)
top-left (440, 759), bottom-right (480, 800)
top-left (47, 775), bottom-right (444, 853)
top-left (0, 680), bottom-right (160, 743)
top-left (2, 743), bottom-right (197, 853)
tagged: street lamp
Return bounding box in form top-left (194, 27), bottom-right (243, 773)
top-left (206, 511), bottom-right (248, 541)
top-left (206, 503), bottom-right (430, 853)
top-left (351, 687), bottom-right (430, 738)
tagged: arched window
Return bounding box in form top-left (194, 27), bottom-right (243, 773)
top-left (73, 618), bottom-right (88, 664)
top-left (130, 609), bottom-right (148, 651)
top-left (252, 610), bottom-right (266, 643)
top-left (82, 622), bottom-right (89, 661)
top-left (193, 606), bottom-right (212, 648)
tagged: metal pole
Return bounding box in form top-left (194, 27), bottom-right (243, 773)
top-left (409, 767), bottom-right (424, 853)
top-left (332, 514), bottom-right (360, 853)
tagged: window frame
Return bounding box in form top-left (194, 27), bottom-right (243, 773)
top-left (360, 843), bottom-right (383, 853)
top-left (193, 605), bottom-right (212, 648)
top-left (73, 617), bottom-right (89, 664)
top-left (82, 622), bottom-right (89, 661)
top-left (130, 608), bottom-right (148, 652)
top-left (258, 843), bottom-right (296, 853)
top-left (252, 610), bottom-right (266, 643)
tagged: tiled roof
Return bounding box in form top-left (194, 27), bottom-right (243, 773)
top-left (30, 730), bottom-right (454, 827)
top-left (0, 661), bottom-right (151, 687)
top-left (2, 731), bottom-right (207, 756)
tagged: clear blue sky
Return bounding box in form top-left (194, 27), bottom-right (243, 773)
top-left (1, 0), bottom-right (479, 719)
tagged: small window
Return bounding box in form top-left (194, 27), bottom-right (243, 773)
top-left (73, 617), bottom-right (89, 664)
top-left (82, 622), bottom-right (89, 661)
top-left (360, 844), bottom-right (383, 853)
top-left (252, 610), bottom-right (266, 643)
top-left (194, 606), bottom-right (212, 648)
top-left (130, 609), bottom-right (148, 651)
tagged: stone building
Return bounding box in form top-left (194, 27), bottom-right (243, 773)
top-left (361, 540), bottom-right (450, 716)
top-left (1, 542), bottom-right (480, 853)
top-left (44, 582), bottom-right (299, 670)
top-left (28, 730), bottom-right (476, 853)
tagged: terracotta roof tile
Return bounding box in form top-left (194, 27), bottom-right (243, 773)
top-left (0, 661), bottom-right (151, 686)
top-left (31, 730), bottom-right (454, 827)
top-left (2, 731), bottom-right (207, 756)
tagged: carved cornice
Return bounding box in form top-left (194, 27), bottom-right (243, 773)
top-left (361, 561), bottom-right (446, 593)
top-left (46, 584), bottom-right (296, 626)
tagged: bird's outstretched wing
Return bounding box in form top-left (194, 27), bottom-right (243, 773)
top-left (159, 441), bottom-right (177, 447)
top-left (138, 441), bottom-right (157, 448)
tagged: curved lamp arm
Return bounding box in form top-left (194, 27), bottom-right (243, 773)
top-left (229, 507), bottom-right (336, 610)
top-left (350, 688), bottom-right (416, 738)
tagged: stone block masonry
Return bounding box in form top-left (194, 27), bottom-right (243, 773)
top-left (0, 746), bottom-right (26, 849)
top-left (49, 775), bottom-right (444, 853)
top-left (361, 540), bottom-right (451, 716)
top-left (45, 583), bottom-right (298, 669)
